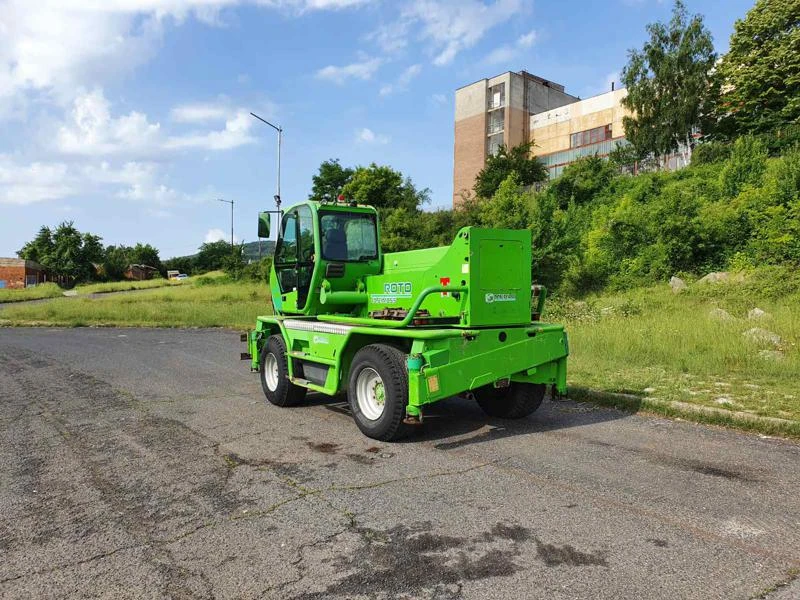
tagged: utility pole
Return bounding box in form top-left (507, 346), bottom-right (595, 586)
top-left (249, 112), bottom-right (282, 210)
top-left (216, 198), bottom-right (234, 249)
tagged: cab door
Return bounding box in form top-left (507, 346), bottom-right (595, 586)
top-left (273, 206), bottom-right (316, 312)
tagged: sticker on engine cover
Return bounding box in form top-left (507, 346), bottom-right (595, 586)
top-left (370, 281), bottom-right (412, 304)
top-left (313, 335), bottom-right (329, 344)
top-left (485, 292), bottom-right (516, 303)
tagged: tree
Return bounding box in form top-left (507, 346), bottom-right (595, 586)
top-left (18, 221), bottom-right (104, 284)
top-left (621, 0), bottom-right (716, 166)
top-left (341, 163), bottom-right (428, 214)
top-left (549, 156), bottom-right (617, 208)
top-left (473, 142), bottom-right (547, 198)
top-left (195, 240), bottom-right (235, 272)
top-left (479, 173), bottom-right (530, 230)
top-left (103, 245), bottom-right (130, 281)
top-left (18, 226), bottom-right (54, 265)
top-left (128, 243), bottom-right (162, 269)
top-left (309, 159), bottom-right (354, 202)
top-left (708, 0), bottom-right (800, 139)
top-left (719, 136), bottom-right (769, 197)
top-left (163, 255), bottom-right (195, 276)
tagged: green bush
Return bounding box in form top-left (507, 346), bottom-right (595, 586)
top-left (720, 136), bottom-right (768, 197)
top-left (692, 141), bottom-right (732, 165)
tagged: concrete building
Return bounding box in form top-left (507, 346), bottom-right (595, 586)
top-left (453, 71), bottom-right (579, 205)
top-left (452, 71), bottom-right (644, 204)
top-left (0, 258), bottom-right (47, 289)
top-left (531, 88), bottom-right (630, 179)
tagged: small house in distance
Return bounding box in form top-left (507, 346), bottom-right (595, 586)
top-left (0, 258), bottom-right (48, 289)
top-left (125, 264), bottom-right (159, 281)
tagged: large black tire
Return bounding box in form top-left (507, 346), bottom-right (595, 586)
top-left (260, 335), bottom-right (307, 407)
top-left (474, 383), bottom-right (546, 419)
top-left (348, 344), bottom-right (408, 441)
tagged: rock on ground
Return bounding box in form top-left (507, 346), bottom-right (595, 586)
top-left (748, 308), bottom-right (770, 320)
top-left (758, 349), bottom-right (785, 361)
top-left (743, 328), bottom-right (782, 346)
top-left (698, 272), bottom-right (730, 284)
top-left (669, 276), bottom-right (687, 293)
top-left (709, 308), bottom-right (735, 321)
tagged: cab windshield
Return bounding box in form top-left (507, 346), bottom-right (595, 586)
top-left (319, 211), bottom-right (378, 262)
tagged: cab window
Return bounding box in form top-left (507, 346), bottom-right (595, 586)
top-left (275, 211), bottom-right (297, 265)
top-left (320, 211), bottom-right (377, 262)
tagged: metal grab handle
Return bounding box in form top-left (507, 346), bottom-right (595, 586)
top-left (318, 286), bottom-right (469, 328)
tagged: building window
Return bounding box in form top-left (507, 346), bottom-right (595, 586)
top-left (487, 83), bottom-right (505, 110)
top-left (487, 109), bottom-right (504, 135)
top-left (570, 124), bottom-right (613, 149)
top-left (487, 133), bottom-right (504, 156)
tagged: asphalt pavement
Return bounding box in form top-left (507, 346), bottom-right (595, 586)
top-left (1, 327), bottom-right (799, 599)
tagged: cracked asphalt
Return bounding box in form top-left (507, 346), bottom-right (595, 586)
top-left (1, 327), bottom-right (799, 600)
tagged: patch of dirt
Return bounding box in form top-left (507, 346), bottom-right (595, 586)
top-left (535, 539), bottom-right (608, 567)
top-left (294, 521), bottom-right (531, 599)
top-left (306, 442), bottom-right (340, 454)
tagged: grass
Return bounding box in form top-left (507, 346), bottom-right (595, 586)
top-left (0, 278), bottom-right (181, 303)
top-left (549, 267), bottom-right (800, 427)
top-left (2, 266), bottom-right (799, 435)
top-left (74, 278), bottom-right (179, 294)
top-left (0, 282), bottom-right (64, 303)
top-left (0, 280), bottom-right (270, 328)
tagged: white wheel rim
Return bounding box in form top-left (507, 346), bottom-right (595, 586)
top-left (356, 367), bottom-right (386, 421)
top-left (264, 352), bottom-right (279, 391)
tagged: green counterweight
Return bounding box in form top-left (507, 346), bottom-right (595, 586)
top-left (245, 199), bottom-right (569, 441)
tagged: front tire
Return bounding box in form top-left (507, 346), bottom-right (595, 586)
top-left (475, 383), bottom-right (546, 419)
top-left (260, 335), bottom-right (307, 407)
top-left (348, 344), bottom-right (408, 441)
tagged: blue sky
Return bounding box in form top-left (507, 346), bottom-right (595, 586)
top-left (0, 0), bottom-right (754, 258)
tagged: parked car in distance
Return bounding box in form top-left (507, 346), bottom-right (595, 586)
top-left (176, 274), bottom-right (189, 280)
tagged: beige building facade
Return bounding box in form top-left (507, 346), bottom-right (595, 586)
top-left (532, 88), bottom-right (629, 178)
top-left (453, 73), bottom-right (633, 204)
top-left (453, 71), bottom-right (578, 205)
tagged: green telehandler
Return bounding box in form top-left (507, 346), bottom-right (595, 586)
top-left (244, 197), bottom-right (568, 441)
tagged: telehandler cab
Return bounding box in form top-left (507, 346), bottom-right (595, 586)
top-left (243, 197), bottom-right (568, 441)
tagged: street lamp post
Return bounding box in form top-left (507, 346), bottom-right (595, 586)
top-left (249, 112), bottom-right (282, 211)
top-left (216, 198), bottom-right (234, 249)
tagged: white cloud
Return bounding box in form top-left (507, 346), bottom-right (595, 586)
top-left (517, 29), bottom-right (536, 48)
top-left (56, 89), bottom-right (162, 156)
top-left (171, 102), bottom-right (230, 123)
top-left (367, 19), bottom-right (412, 53)
top-left (0, 1), bottom-right (162, 108)
top-left (483, 45), bottom-right (517, 66)
top-left (54, 89), bottom-right (255, 156)
top-left (0, 154), bottom-right (201, 208)
top-left (0, 157), bottom-right (73, 205)
top-left (166, 110), bottom-right (255, 151)
top-left (316, 57), bottom-right (382, 84)
top-left (204, 227), bottom-right (239, 243)
top-left (258, 0), bottom-right (375, 11)
top-left (356, 127), bottom-right (389, 144)
top-left (400, 0), bottom-right (524, 66)
top-left (379, 63), bottom-right (422, 96)
top-left (431, 93), bottom-right (447, 105)
top-left (483, 28), bottom-right (537, 66)
top-left (0, 0), bottom-right (377, 111)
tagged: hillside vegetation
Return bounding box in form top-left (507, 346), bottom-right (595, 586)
top-left (550, 266), bottom-right (799, 433)
top-left (449, 137), bottom-right (800, 296)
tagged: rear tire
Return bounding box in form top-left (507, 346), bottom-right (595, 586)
top-left (348, 344), bottom-right (408, 441)
top-left (260, 335), bottom-right (307, 407)
top-left (475, 383), bottom-right (546, 419)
